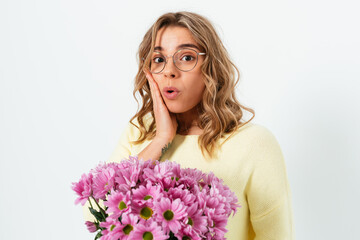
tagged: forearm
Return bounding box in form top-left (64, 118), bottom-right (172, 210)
top-left (137, 138), bottom-right (172, 162)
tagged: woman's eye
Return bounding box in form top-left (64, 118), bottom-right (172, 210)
top-left (153, 57), bottom-right (165, 63)
top-left (180, 55), bottom-right (195, 61)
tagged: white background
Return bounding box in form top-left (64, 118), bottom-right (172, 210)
top-left (1, 0), bottom-right (359, 239)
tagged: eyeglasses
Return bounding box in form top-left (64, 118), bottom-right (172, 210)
top-left (147, 48), bottom-right (206, 74)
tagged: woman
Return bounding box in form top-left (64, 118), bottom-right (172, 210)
top-left (84, 11), bottom-right (294, 239)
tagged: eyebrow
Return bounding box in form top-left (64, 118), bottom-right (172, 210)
top-left (154, 43), bottom-right (201, 52)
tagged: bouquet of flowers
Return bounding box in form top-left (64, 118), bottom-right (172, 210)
top-left (71, 156), bottom-right (241, 240)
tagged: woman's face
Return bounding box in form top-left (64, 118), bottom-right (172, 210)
top-left (151, 26), bottom-right (206, 114)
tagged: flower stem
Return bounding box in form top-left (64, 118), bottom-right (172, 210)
top-left (91, 196), bottom-right (107, 220)
top-left (88, 197), bottom-right (99, 224)
top-left (88, 197), bottom-right (94, 209)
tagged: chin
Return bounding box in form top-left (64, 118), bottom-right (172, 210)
top-left (165, 103), bottom-right (186, 114)
top-left (168, 105), bottom-right (196, 114)
top-left (168, 108), bottom-right (185, 114)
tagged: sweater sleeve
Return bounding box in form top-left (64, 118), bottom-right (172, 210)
top-left (246, 126), bottom-right (295, 240)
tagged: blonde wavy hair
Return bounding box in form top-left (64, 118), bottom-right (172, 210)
top-left (129, 11), bottom-right (255, 160)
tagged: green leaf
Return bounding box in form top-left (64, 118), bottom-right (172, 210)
top-left (94, 231), bottom-right (102, 240)
top-left (168, 231), bottom-right (178, 240)
top-left (89, 207), bottom-right (106, 222)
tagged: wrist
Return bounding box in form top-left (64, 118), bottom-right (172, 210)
top-left (154, 137), bottom-right (173, 161)
top-left (154, 136), bottom-right (173, 145)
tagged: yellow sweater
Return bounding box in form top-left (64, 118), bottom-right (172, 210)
top-left (83, 115), bottom-right (295, 239)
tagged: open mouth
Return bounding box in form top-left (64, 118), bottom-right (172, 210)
top-left (163, 90), bottom-right (179, 99)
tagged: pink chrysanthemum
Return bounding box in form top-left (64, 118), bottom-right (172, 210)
top-left (175, 225), bottom-right (202, 240)
top-left (131, 219), bottom-right (168, 240)
top-left (122, 160), bottom-right (143, 187)
top-left (115, 213), bottom-right (139, 240)
top-left (203, 171), bottom-right (222, 186)
top-left (92, 167), bottom-right (116, 200)
top-left (85, 221), bottom-right (97, 233)
top-left (72, 172), bottom-right (93, 205)
top-left (184, 203), bottom-right (208, 234)
top-left (211, 213), bottom-right (228, 238)
top-left (155, 198), bottom-right (187, 235)
top-left (203, 207), bottom-right (228, 239)
top-left (114, 169), bottom-right (131, 193)
top-left (179, 168), bottom-right (205, 190)
top-left (209, 178), bottom-right (241, 216)
top-left (143, 160), bottom-right (180, 184)
top-left (72, 157), bottom-right (241, 240)
top-left (132, 181), bottom-right (162, 206)
top-left (99, 217), bottom-right (123, 240)
top-left (104, 189), bottom-right (131, 219)
top-left (167, 187), bottom-right (196, 206)
top-left (114, 160), bottom-right (143, 193)
top-left (133, 201), bottom-right (156, 222)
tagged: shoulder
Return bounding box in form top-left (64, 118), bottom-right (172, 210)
top-left (226, 122), bottom-right (279, 145)
top-left (223, 122), bottom-right (283, 160)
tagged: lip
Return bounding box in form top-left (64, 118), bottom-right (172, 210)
top-left (162, 87), bottom-right (180, 100)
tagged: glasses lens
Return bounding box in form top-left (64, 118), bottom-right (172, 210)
top-left (150, 52), bottom-right (165, 73)
top-left (174, 49), bottom-right (198, 71)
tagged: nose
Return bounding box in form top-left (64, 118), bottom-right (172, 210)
top-left (162, 57), bottom-right (178, 78)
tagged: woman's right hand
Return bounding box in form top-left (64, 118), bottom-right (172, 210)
top-left (144, 68), bottom-right (178, 143)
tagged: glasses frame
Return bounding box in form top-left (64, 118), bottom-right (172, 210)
top-left (146, 48), bottom-right (206, 74)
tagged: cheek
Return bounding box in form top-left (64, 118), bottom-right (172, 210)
top-left (194, 84), bottom-right (206, 100)
top-left (186, 77), bottom-right (206, 100)
top-left (152, 75), bottom-right (160, 83)
top-left (151, 76), bottom-right (162, 87)
top-left (192, 72), bottom-right (206, 90)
